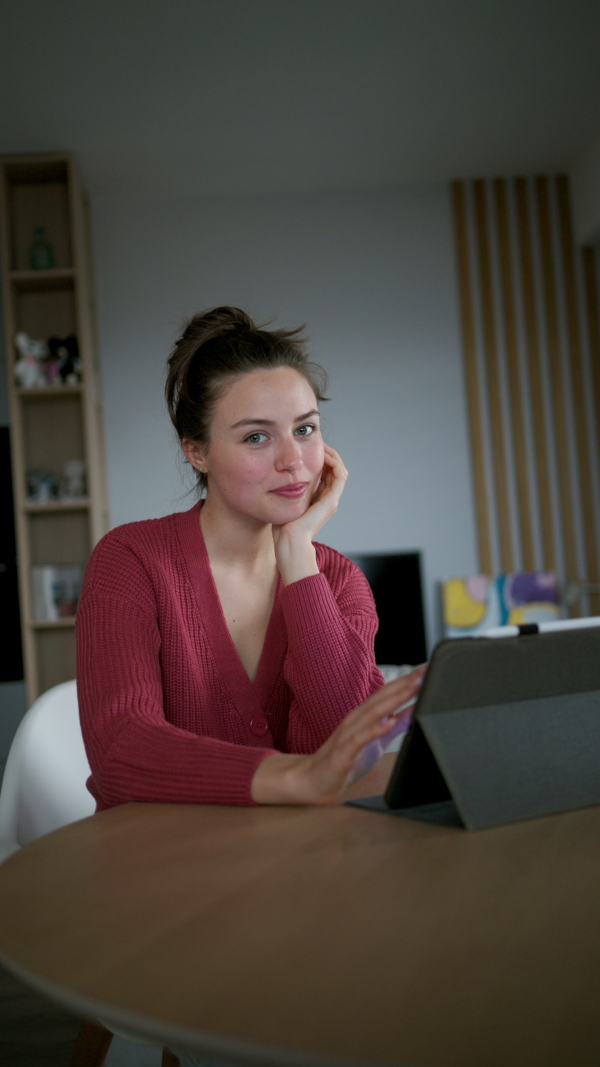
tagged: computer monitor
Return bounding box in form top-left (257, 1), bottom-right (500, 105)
top-left (348, 552), bottom-right (427, 666)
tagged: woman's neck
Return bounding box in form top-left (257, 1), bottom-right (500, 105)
top-left (199, 497), bottom-right (275, 571)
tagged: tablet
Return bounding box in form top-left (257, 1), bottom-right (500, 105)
top-left (348, 617), bottom-right (600, 830)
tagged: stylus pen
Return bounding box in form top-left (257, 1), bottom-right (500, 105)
top-left (481, 616), bottom-right (600, 639)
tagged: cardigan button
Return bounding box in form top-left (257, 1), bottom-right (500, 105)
top-left (249, 716), bottom-right (269, 737)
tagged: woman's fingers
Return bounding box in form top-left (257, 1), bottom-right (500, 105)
top-left (290, 668), bottom-right (428, 804)
top-left (343, 667), bottom-right (426, 730)
top-left (311, 445), bottom-right (347, 502)
top-left (322, 445), bottom-right (348, 492)
top-left (319, 668), bottom-right (427, 774)
top-left (324, 443), bottom-right (347, 468)
top-left (254, 666), bottom-right (428, 805)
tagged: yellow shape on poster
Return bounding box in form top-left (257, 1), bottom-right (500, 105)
top-left (443, 579), bottom-right (487, 628)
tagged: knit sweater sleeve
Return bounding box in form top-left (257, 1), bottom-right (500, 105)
top-left (76, 533), bottom-right (274, 809)
top-left (279, 549), bottom-right (385, 752)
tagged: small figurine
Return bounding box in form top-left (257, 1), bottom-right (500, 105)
top-left (47, 334), bottom-right (81, 385)
top-left (59, 459), bottom-right (86, 500)
top-left (44, 346), bottom-right (62, 386)
top-left (27, 468), bottom-right (58, 503)
top-left (14, 331), bottom-right (48, 389)
top-left (29, 226), bottom-right (55, 270)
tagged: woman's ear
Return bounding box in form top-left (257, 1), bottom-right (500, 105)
top-left (182, 438), bottom-right (207, 473)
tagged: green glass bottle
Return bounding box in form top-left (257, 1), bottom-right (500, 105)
top-left (29, 226), bottom-right (55, 270)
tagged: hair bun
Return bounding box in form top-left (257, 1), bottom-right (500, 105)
top-left (192, 306), bottom-right (253, 342)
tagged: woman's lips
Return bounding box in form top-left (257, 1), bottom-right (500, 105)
top-left (269, 482), bottom-right (308, 498)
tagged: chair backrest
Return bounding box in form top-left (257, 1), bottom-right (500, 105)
top-left (0, 680), bottom-right (95, 862)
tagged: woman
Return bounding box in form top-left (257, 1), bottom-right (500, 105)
top-left (76, 306), bottom-right (424, 811)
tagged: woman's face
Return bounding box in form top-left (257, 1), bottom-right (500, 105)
top-left (184, 366), bottom-right (325, 526)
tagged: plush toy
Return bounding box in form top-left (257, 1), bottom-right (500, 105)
top-left (14, 331), bottom-right (48, 389)
top-left (47, 335), bottom-right (81, 385)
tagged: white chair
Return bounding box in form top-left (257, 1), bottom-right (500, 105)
top-left (0, 680), bottom-right (181, 1067)
top-left (0, 680), bottom-right (95, 863)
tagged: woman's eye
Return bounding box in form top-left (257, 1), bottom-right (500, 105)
top-left (295, 423), bottom-right (315, 437)
top-left (245, 432), bottom-right (268, 444)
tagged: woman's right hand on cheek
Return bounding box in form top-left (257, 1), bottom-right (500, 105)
top-left (250, 665), bottom-right (427, 806)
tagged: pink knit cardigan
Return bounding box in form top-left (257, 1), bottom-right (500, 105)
top-left (76, 503), bottom-right (383, 810)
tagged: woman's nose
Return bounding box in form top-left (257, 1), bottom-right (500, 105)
top-left (275, 437), bottom-right (302, 472)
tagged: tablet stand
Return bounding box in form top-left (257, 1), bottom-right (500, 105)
top-left (349, 623), bottom-right (600, 830)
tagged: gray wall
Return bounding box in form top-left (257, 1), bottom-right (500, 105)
top-left (92, 184), bottom-right (479, 647)
top-left (1, 180), bottom-right (479, 772)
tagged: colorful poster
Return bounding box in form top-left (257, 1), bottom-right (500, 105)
top-left (443, 572), bottom-right (560, 637)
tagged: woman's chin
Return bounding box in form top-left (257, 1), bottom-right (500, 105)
top-left (266, 495), bottom-right (310, 525)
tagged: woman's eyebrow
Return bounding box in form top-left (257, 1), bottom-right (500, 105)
top-left (231, 409), bottom-right (319, 429)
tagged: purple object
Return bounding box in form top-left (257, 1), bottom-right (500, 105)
top-left (505, 571), bottom-right (558, 606)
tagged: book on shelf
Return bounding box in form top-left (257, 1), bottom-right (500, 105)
top-left (31, 565), bottom-right (84, 621)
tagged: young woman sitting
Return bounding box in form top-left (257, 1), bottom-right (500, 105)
top-left (76, 306), bottom-right (424, 811)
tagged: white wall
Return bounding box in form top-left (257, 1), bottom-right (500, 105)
top-left (91, 185), bottom-right (479, 649)
top-left (571, 134), bottom-right (600, 244)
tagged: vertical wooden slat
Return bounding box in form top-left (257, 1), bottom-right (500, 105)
top-left (452, 180), bottom-right (493, 573)
top-left (494, 178), bottom-right (535, 570)
top-left (582, 248), bottom-right (600, 460)
top-left (536, 176), bottom-right (579, 594)
top-left (514, 178), bottom-right (556, 572)
top-left (473, 179), bottom-right (513, 572)
top-left (556, 176), bottom-right (599, 610)
top-left (581, 246), bottom-right (600, 616)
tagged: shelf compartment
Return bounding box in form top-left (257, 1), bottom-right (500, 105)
top-left (5, 160), bottom-right (72, 271)
top-left (21, 392), bottom-right (85, 477)
top-left (13, 277), bottom-right (76, 338)
top-left (35, 626), bottom-right (77, 693)
top-left (28, 511), bottom-right (90, 567)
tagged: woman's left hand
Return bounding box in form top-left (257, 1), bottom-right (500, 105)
top-left (272, 445), bottom-right (348, 584)
top-left (284, 444), bottom-right (348, 540)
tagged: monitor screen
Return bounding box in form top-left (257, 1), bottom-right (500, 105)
top-left (348, 552), bottom-right (427, 666)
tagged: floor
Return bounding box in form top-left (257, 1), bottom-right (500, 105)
top-left (0, 960), bottom-right (163, 1066)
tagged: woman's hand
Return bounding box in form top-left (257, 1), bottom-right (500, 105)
top-left (272, 445), bottom-right (349, 585)
top-left (283, 443), bottom-right (348, 542)
top-left (250, 666), bottom-right (427, 805)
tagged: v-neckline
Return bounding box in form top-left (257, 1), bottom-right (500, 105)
top-left (176, 503), bottom-right (287, 716)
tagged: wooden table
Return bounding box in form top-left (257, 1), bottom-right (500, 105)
top-left (0, 754), bottom-right (599, 1067)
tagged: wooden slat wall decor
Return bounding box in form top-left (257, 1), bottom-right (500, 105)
top-left (495, 178), bottom-right (535, 572)
top-left (452, 181), bottom-right (493, 574)
top-left (452, 175), bottom-right (600, 616)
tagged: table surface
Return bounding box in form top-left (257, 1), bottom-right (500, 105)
top-left (0, 754), bottom-right (600, 1067)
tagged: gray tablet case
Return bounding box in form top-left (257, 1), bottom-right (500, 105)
top-left (349, 624), bottom-right (600, 830)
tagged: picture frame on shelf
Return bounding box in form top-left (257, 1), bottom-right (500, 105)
top-left (31, 564), bottom-right (83, 622)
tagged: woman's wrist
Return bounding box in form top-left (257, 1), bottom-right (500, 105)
top-left (251, 751), bottom-right (313, 804)
top-left (274, 531), bottom-right (319, 586)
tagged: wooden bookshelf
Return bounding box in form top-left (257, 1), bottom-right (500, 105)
top-left (0, 155), bottom-right (109, 702)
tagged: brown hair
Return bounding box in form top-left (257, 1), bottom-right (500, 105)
top-left (165, 306), bottom-right (329, 492)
